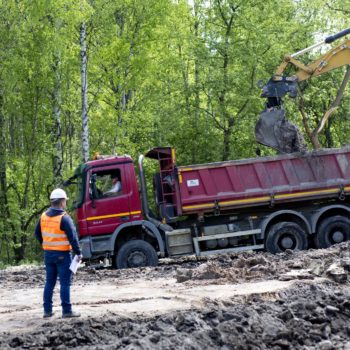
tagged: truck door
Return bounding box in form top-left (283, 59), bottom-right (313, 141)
top-left (85, 165), bottom-right (132, 235)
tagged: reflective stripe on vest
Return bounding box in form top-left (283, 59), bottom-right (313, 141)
top-left (40, 212), bottom-right (72, 251)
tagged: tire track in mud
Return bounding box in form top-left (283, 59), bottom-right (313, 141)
top-left (75, 296), bottom-right (173, 306)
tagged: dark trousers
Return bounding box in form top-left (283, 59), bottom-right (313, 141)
top-left (43, 251), bottom-right (72, 315)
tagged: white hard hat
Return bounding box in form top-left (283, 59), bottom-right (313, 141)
top-left (50, 188), bottom-right (69, 200)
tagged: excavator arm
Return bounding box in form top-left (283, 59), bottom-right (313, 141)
top-left (256, 27), bottom-right (350, 153)
top-left (276, 39), bottom-right (350, 81)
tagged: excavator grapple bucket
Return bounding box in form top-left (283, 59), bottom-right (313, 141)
top-left (255, 109), bottom-right (284, 150)
top-left (255, 108), bottom-right (306, 154)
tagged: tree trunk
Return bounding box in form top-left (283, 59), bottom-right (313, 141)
top-left (222, 118), bottom-right (234, 161)
top-left (215, 1), bottom-right (236, 161)
top-left (193, 0), bottom-right (200, 163)
top-left (298, 66), bottom-right (350, 149)
top-left (312, 65), bottom-right (350, 148)
top-left (219, 33), bottom-right (233, 161)
top-left (119, 21), bottom-right (139, 125)
top-left (52, 54), bottom-right (63, 183)
top-left (80, 22), bottom-right (89, 163)
top-left (325, 118), bottom-right (333, 148)
top-left (0, 87), bottom-right (8, 260)
top-left (0, 85), bottom-right (16, 263)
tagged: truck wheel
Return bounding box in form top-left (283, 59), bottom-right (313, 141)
top-left (265, 222), bottom-right (308, 254)
top-left (315, 216), bottom-right (350, 248)
top-left (116, 240), bottom-right (158, 269)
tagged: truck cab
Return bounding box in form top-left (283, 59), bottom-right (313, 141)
top-left (69, 154), bottom-right (165, 268)
top-left (74, 155), bottom-right (142, 237)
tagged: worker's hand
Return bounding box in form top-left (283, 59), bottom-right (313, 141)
top-left (76, 254), bottom-right (83, 263)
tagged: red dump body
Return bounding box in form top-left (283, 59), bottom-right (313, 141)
top-left (176, 147), bottom-right (350, 215)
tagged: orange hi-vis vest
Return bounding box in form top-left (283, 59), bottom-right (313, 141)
top-left (40, 212), bottom-right (72, 251)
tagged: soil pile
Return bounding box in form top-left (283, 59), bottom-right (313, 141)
top-left (176, 242), bottom-right (350, 285)
top-left (1, 242), bottom-right (350, 349)
top-left (1, 283), bottom-right (350, 349)
top-left (1, 242), bottom-right (349, 289)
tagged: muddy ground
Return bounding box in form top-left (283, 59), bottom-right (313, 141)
top-left (1, 243), bottom-right (350, 349)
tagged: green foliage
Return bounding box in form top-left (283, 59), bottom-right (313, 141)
top-left (0, 0), bottom-right (349, 264)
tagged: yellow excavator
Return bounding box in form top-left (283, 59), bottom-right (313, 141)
top-left (256, 27), bottom-right (350, 153)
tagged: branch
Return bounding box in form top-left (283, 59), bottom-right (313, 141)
top-left (216, 0), bottom-right (229, 27)
top-left (326, 3), bottom-right (350, 14)
top-left (297, 94), bottom-right (313, 143)
top-left (234, 99), bottom-right (250, 121)
top-left (7, 183), bottom-right (21, 203)
top-left (315, 65), bottom-right (350, 135)
top-left (23, 204), bottom-right (50, 231)
top-left (212, 115), bottom-right (226, 131)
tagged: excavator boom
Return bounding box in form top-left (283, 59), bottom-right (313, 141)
top-left (280, 39), bottom-right (350, 82)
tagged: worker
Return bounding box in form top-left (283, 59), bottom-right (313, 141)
top-left (35, 188), bottom-right (82, 318)
top-left (104, 174), bottom-right (122, 195)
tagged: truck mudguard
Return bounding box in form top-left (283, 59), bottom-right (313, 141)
top-left (311, 204), bottom-right (350, 233)
top-left (80, 236), bottom-right (92, 259)
top-left (260, 210), bottom-right (312, 238)
top-left (110, 220), bottom-right (165, 257)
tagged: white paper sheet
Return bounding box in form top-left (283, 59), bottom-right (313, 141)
top-left (69, 255), bottom-right (81, 274)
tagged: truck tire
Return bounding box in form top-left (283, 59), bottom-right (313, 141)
top-left (265, 222), bottom-right (308, 254)
top-left (315, 215), bottom-right (350, 248)
top-left (116, 240), bottom-right (158, 269)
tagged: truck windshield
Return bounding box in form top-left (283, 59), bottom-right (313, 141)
top-left (73, 175), bottom-right (84, 209)
top-left (64, 163), bottom-right (87, 209)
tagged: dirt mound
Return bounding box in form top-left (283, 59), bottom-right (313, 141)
top-left (0, 256), bottom-right (204, 290)
top-left (1, 283), bottom-right (350, 350)
top-left (0, 266), bottom-right (45, 288)
top-left (176, 242), bottom-right (350, 285)
top-left (1, 242), bottom-right (350, 349)
top-left (2, 242), bottom-right (349, 290)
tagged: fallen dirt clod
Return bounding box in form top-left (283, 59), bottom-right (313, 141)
top-left (0, 242), bottom-right (350, 349)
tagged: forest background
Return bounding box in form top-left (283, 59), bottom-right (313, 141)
top-left (0, 0), bottom-right (348, 264)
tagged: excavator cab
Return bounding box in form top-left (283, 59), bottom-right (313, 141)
top-left (256, 27), bottom-right (350, 153)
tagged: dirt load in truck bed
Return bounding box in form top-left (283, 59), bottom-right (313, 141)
top-left (1, 243), bottom-right (350, 349)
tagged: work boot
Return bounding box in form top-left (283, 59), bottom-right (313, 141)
top-left (43, 312), bottom-right (54, 318)
top-left (62, 311), bottom-right (81, 318)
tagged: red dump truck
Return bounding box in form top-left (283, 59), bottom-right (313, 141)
top-left (67, 146), bottom-right (350, 268)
